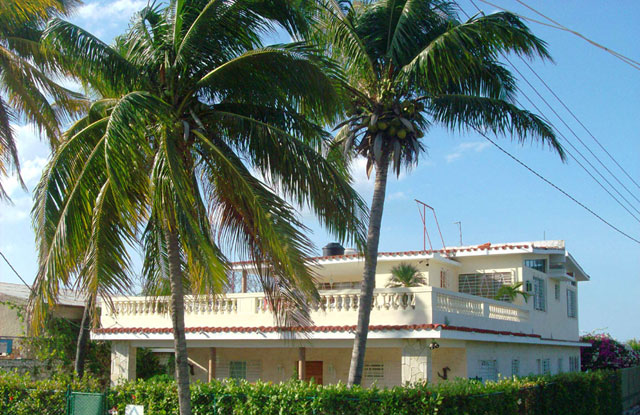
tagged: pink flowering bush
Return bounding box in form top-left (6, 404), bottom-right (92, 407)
top-left (580, 332), bottom-right (640, 370)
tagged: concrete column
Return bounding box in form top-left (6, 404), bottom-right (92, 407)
top-left (241, 270), bottom-right (248, 293)
top-left (208, 347), bottom-right (216, 382)
top-left (110, 341), bottom-right (136, 386)
top-left (401, 339), bottom-right (432, 384)
top-left (298, 347), bottom-right (306, 381)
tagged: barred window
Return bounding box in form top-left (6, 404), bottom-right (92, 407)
top-left (569, 356), bottom-right (580, 372)
top-left (533, 277), bottom-right (546, 311)
top-left (542, 359), bottom-right (550, 375)
top-left (459, 272), bottom-right (513, 299)
top-left (554, 283), bottom-right (560, 300)
top-left (524, 259), bottom-right (546, 273)
top-left (364, 363), bottom-right (384, 380)
top-left (229, 361), bottom-right (247, 380)
top-left (557, 358), bottom-right (564, 373)
top-left (440, 270), bottom-right (447, 289)
top-left (511, 359), bottom-right (520, 377)
top-left (478, 360), bottom-right (498, 381)
top-left (220, 360), bottom-right (262, 381)
top-left (567, 289), bottom-right (577, 318)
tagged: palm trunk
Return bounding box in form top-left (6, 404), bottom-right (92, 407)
top-left (348, 155), bottom-right (390, 386)
top-left (74, 294), bottom-right (94, 378)
top-left (165, 218), bottom-right (192, 415)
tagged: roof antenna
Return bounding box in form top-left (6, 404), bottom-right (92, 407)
top-left (454, 221), bottom-right (462, 246)
top-left (415, 200), bottom-right (447, 253)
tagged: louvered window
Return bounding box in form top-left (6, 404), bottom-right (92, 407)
top-left (533, 277), bottom-right (546, 311)
top-left (567, 289), bottom-right (577, 318)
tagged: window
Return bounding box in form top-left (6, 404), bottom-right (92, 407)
top-left (541, 359), bottom-right (550, 375)
top-left (569, 356), bottom-right (580, 372)
top-left (533, 277), bottom-right (546, 311)
top-left (524, 259), bottom-right (546, 273)
top-left (557, 358), bottom-right (564, 373)
top-left (479, 360), bottom-right (498, 381)
top-left (554, 283), bottom-right (560, 300)
top-left (511, 359), bottom-right (520, 377)
top-left (229, 361), bottom-right (247, 380)
top-left (536, 359), bottom-right (541, 374)
top-left (364, 363), bottom-right (385, 380)
top-left (0, 339), bottom-right (12, 355)
top-left (440, 270), bottom-right (447, 289)
top-left (567, 289), bottom-right (577, 318)
top-left (459, 272), bottom-right (513, 299)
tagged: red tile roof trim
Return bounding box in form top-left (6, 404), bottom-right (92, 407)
top-left (231, 244), bottom-right (532, 265)
top-left (94, 324), bottom-right (541, 339)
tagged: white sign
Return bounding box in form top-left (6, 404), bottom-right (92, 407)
top-left (125, 405), bottom-right (144, 415)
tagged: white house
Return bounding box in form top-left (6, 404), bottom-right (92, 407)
top-left (93, 240), bottom-right (589, 386)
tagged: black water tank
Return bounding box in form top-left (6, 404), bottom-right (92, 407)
top-left (322, 242), bottom-right (345, 257)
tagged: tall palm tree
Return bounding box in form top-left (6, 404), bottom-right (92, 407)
top-left (385, 263), bottom-right (426, 288)
top-left (0, 0), bottom-right (84, 201)
top-left (28, 2), bottom-right (366, 414)
top-left (312, 0), bottom-right (566, 386)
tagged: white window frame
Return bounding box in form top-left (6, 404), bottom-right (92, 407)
top-left (554, 282), bottom-right (560, 300)
top-left (569, 356), bottom-right (580, 372)
top-left (542, 358), bottom-right (550, 375)
top-left (229, 360), bottom-right (247, 380)
top-left (524, 259), bottom-right (546, 273)
top-left (479, 359), bottom-right (498, 382)
top-left (511, 359), bottom-right (520, 377)
top-left (557, 358), bottom-right (563, 373)
top-left (567, 289), bottom-right (577, 318)
top-left (533, 277), bottom-right (546, 311)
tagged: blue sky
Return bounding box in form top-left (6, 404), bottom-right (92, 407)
top-left (0, 1), bottom-right (638, 340)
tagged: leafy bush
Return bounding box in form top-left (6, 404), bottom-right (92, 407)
top-left (0, 370), bottom-right (621, 415)
top-left (581, 332), bottom-right (640, 370)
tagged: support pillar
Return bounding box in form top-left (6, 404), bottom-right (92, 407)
top-left (241, 270), bottom-right (248, 293)
top-left (110, 341), bottom-right (136, 386)
top-left (401, 339), bottom-right (432, 384)
top-left (208, 347), bottom-right (216, 382)
top-left (298, 347), bottom-right (306, 381)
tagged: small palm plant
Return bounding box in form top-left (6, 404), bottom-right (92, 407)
top-left (494, 282), bottom-right (530, 303)
top-left (386, 263), bottom-right (426, 288)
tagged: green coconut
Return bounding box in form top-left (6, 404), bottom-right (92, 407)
top-left (388, 126), bottom-right (397, 137)
top-left (397, 129), bottom-right (407, 139)
top-left (377, 121), bottom-right (388, 130)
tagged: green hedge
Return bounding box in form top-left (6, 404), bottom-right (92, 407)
top-left (0, 370), bottom-right (621, 415)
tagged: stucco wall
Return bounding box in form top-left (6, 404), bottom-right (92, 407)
top-left (186, 347), bottom-right (402, 388)
top-left (431, 347), bottom-right (467, 383)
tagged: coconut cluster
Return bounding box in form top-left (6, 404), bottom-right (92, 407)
top-left (363, 100), bottom-right (425, 140)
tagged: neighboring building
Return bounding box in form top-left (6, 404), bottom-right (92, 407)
top-left (0, 282), bottom-right (87, 359)
top-left (93, 240), bottom-right (589, 386)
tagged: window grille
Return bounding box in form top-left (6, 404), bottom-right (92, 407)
top-left (567, 289), bottom-right (577, 318)
top-left (478, 360), bottom-right (498, 381)
top-left (220, 360), bottom-right (262, 381)
top-left (536, 359), bottom-right (541, 374)
top-left (229, 361), bottom-right (247, 379)
top-left (533, 277), bottom-right (546, 311)
top-left (542, 359), bottom-right (550, 375)
top-left (557, 358), bottom-right (563, 373)
top-left (569, 356), bottom-right (580, 372)
top-left (524, 259), bottom-right (546, 272)
top-left (511, 359), bottom-right (520, 377)
top-left (364, 363), bottom-right (384, 380)
top-left (440, 270), bottom-right (447, 289)
top-left (554, 283), bottom-right (560, 300)
top-left (458, 272), bottom-right (513, 299)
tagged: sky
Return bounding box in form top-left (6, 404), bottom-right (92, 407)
top-left (0, 0), bottom-right (638, 340)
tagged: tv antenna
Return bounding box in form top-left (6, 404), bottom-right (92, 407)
top-left (415, 199), bottom-right (447, 252)
top-left (454, 221), bottom-right (462, 246)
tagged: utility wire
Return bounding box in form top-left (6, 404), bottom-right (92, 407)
top-left (473, 0), bottom-right (640, 71)
top-left (516, 57), bottom-right (640, 192)
top-left (0, 249), bottom-right (84, 329)
top-left (504, 58), bottom-right (640, 220)
top-left (475, 132), bottom-right (640, 245)
top-left (463, 0), bottom-right (640, 219)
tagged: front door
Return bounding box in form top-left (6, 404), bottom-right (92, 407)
top-left (305, 361), bottom-right (323, 385)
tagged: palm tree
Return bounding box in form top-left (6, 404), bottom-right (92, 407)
top-left (311, 0), bottom-right (566, 386)
top-left (28, 2), bottom-right (366, 414)
top-left (494, 282), bottom-right (529, 303)
top-left (385, 263), bottom-right (426, 288)
top-left (0, 0), bottom-right (85, 201)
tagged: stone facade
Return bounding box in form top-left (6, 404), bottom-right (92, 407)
top-left (401, 339), bottom-right (432, 383)
top-left (111, 341), bottom-right (136, 385)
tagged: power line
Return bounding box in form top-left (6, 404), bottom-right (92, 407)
top-left (503, 60), bottom-right (640, 222)
top-left (475, 132), bottom-right (640, 245)
top-left (516, 57), bottom-right (640, 192)
top-left (473, 0), bottom-right (640, 71)
top-left (462, 0), bottom-right (640, 221)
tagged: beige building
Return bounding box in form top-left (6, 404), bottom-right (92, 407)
top-left (94, 240), bottom-right (589, 386)
top-left (0, 282), bottom-right (86, 359)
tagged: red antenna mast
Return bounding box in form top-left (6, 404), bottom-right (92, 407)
top-left (415, 199), bottom-right (447, 253)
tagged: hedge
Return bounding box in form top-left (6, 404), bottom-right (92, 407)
top-left (0, 370), bottom-right (621, 415)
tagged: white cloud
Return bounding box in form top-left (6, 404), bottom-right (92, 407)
top-left (75, 0), bottom-right (147, 21)
top-left (388, 191), bottom-right (407, 201)
top-left (445, 141), bottom-right (491, 163)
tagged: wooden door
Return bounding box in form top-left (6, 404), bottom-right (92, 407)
top-left (305, 361), bottom-right (323, 385)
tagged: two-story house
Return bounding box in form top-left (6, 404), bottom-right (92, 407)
top-left (94, 240), bottom-right (589, 386)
